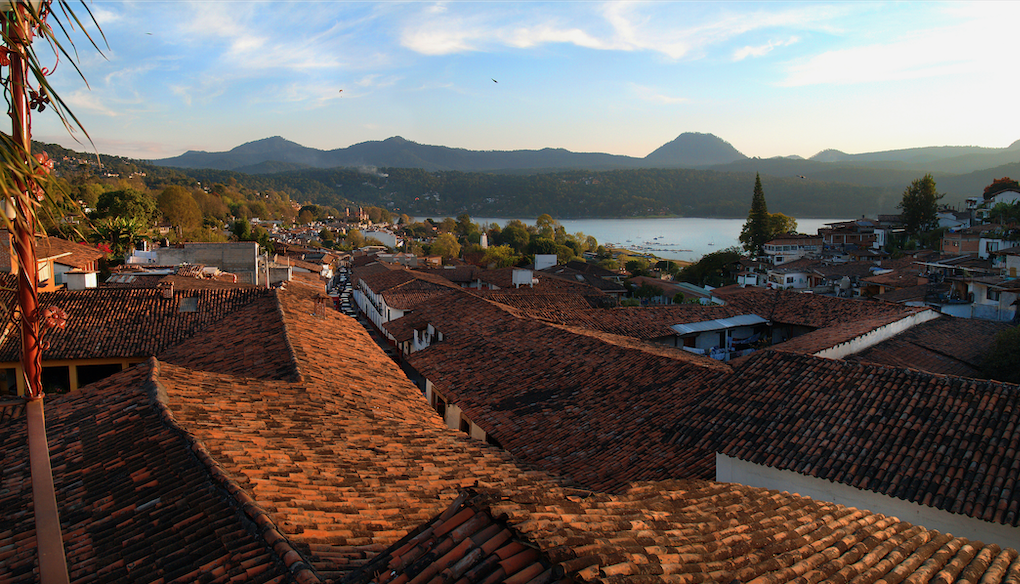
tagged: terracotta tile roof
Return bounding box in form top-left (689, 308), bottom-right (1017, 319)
top-left (667, 350), bottom-right (1020, 527)
top-left (539, 265), bottom-right (627, 293)
top-left (770, 312), bottom-right (920, 356)
top-left (876, 283), bottom-right (929, 303)
top-left (563, 259), bottom-right (622, 279)
top-left (0, 287), bottom-right (272, 362)
top-left (861, 269), bottom-right (927, 288)
top-left (404, 293), bottom-right (730, 490)
top-left (848, 315), bottom-right (1013, 377)
top-left (715, 286), bottom-right (925, 329)
top-left (512, 304), bottom-right (749, 340)
top-left (35, 235), bottom-right (105, 268)
top-left (0, 365), bottom-right (291, 583)
top-left (158, 284), bottom-right (560, 581)
top-left (276, 254), bottom-right (324, 273)
top-left (158, 292), bottom-right (298, 380)
top-left (810, 260), bottom-right (881, 280)
top-left (104, 272), bottom-right (254, 290)
top-left (351, 481), bottom-right (1020, 584)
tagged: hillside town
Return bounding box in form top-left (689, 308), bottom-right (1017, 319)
top-left (1, 174), bottom-right (1020, 582)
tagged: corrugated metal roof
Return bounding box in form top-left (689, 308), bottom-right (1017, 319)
top-left (670, 314), bottom-right (767, 335)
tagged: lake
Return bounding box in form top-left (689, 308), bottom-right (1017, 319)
top-left (422, 217), bottom-right (848, 262)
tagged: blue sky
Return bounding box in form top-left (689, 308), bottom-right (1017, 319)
top-left (29, 1), bottom-right (1020, 161)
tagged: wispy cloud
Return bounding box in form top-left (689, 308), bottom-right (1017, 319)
top-left (733, 36), bottom-right (800, 61)
top-left (630, 83), bottom-right (688, 105)
top-left (398, 2), bottom-right (843, 60)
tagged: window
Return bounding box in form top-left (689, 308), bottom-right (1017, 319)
top-left (987, 288), bottom-right (1001, 301)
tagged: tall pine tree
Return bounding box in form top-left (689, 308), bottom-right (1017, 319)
top-left (739, 173), bottom-right (772, 257)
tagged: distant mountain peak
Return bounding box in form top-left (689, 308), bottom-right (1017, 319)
top-left (643, 132), bottom-right (747, 167)
top-left (809, 148), bottom-right (851, 162)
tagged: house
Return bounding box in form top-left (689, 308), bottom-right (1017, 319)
top-left (941, 223), bottom-right (1003, 258)
top-left (764, 257), bottom-right (816, 290)
top-left (848, 315), bottom-right (1013, 378)
top-left (539, 264), bottom-right (627, 300)
top-left (963, 276), bottom-right (1020, 321)
top-left (3, 266), bottom-right (1020, 581)
top-left (35, 235), bottom-right (105, 287)
top-left (126, 241), bottom-right (264, 285)
top-left (992, 245), bottom-right (1020, 277)
top-left (818, 218), bottom-right (879, 250)
top-left (0, 231), bottom-right (104, 292)
top-left (859, 267), bottom-right (927, 296)
top-left (985, 187), bottom-right (1020, 206)
top-left (1, 281), bottom-right (557, 582)
top-left (762, 233), bottom-right (822, 265)
top-left (0, 273), bottom-right (270, 395)
top-left (627, 275), bottom-right (717, 304)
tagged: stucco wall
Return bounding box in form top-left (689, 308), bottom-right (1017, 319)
top-left (814, 309), bottom-right (940, 359)
top-left (717, 453), bottom-right (1020, 550)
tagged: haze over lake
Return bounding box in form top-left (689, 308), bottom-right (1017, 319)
top-left (420, 217), bottom-right (846, 262)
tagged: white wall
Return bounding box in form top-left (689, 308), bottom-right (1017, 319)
top-left (814, 309), bottom-right (940, 359)
top-left (717, 453), bottom-right (1020, 550)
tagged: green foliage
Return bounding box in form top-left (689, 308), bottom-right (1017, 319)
top-left (983, 177), bottom-right (1020, 200)
top-left (93, 188), bottom-right (157, 225)
top-left (597, 257), bottom-right (619, 271)
top-left (768, 212), bottom-right (797, 235)
top-left (633, 282), bottom-right (661, 298)
top-left (90, 217), bottom-right (143, 261)
top-left (677, 247), bottom-right (742, 287)
top-left (430, 233), bottom-right (461, 260)
top-left (480, 244), bottom-right (519, 268)
top-left (345, 228), bottom-right (365, 249)
top-left (989, 201), bottom-right (1020, 227)
top-left (625, 258), bottom-right (650, 276)
top-left (981, 326), bottom-right (1020, 384)
top-left (898, 173), bottom-right (944, 236)
top-left (620, 297), bottom-right (641, 306)
top-left (500, 222), bottom-right (531, 252)
top-left (739, 174), bottom-right (772, 256)
top-left (528, 237), bottom-right (558, 256)
top-left (157, 186), bottom-right (202, 230)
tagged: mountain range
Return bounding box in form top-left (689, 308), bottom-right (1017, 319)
top-left (153, 132), bottom-right (1020, 180)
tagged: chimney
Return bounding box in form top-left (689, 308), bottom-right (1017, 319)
top-left (159, 280), bottom-right (174, 299)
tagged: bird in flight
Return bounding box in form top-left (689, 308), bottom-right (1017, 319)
top-left (492, 78), bottom-right (498, 83)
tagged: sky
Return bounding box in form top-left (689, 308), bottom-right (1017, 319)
top-left (27, 1), bottom-right (1020, 162)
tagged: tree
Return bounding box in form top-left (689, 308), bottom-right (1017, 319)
top-left (768, 212), bottom-right (797, 236)
top-left (157, 186), bottom-right (201, 231)
top-left (480, 244), bottom-right (519, 268)
top-left (501, 222), bottom-right (531, 252)
top-left (345, 228), bottom-right (365, 249)
top-left (94, 188), bottom-right (157, 225)
top-left (431, 233), bottom-right (461, 260)
top-left (738, 173), bottom-right (771, 256)
top-left (90, 217), bottom-right (143, 261)
top-left (625, 258), bottom-right (650, 276)
top-left (898, 174), bottom-right (944, 237)
top-left (983, 177), bottom-right (1020, 200)
top-left (981, 326), bottom-right (1020, 384)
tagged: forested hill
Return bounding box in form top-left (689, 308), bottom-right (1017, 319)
top-left (176, 165), bottom-right (897, 219)
top-left (42, 140), bottom-right (1013, 219)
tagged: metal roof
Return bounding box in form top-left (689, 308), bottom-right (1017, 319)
top-left (670, 314), bottom-right (767, 335)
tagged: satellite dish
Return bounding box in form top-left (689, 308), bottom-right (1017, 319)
top-left (840, 276), bottom-right (851, 290)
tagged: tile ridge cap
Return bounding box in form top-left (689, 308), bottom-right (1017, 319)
top-left (271, 289), bottom-right (305, 383)
top-left (143, 356), bottom-right (321, 583)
